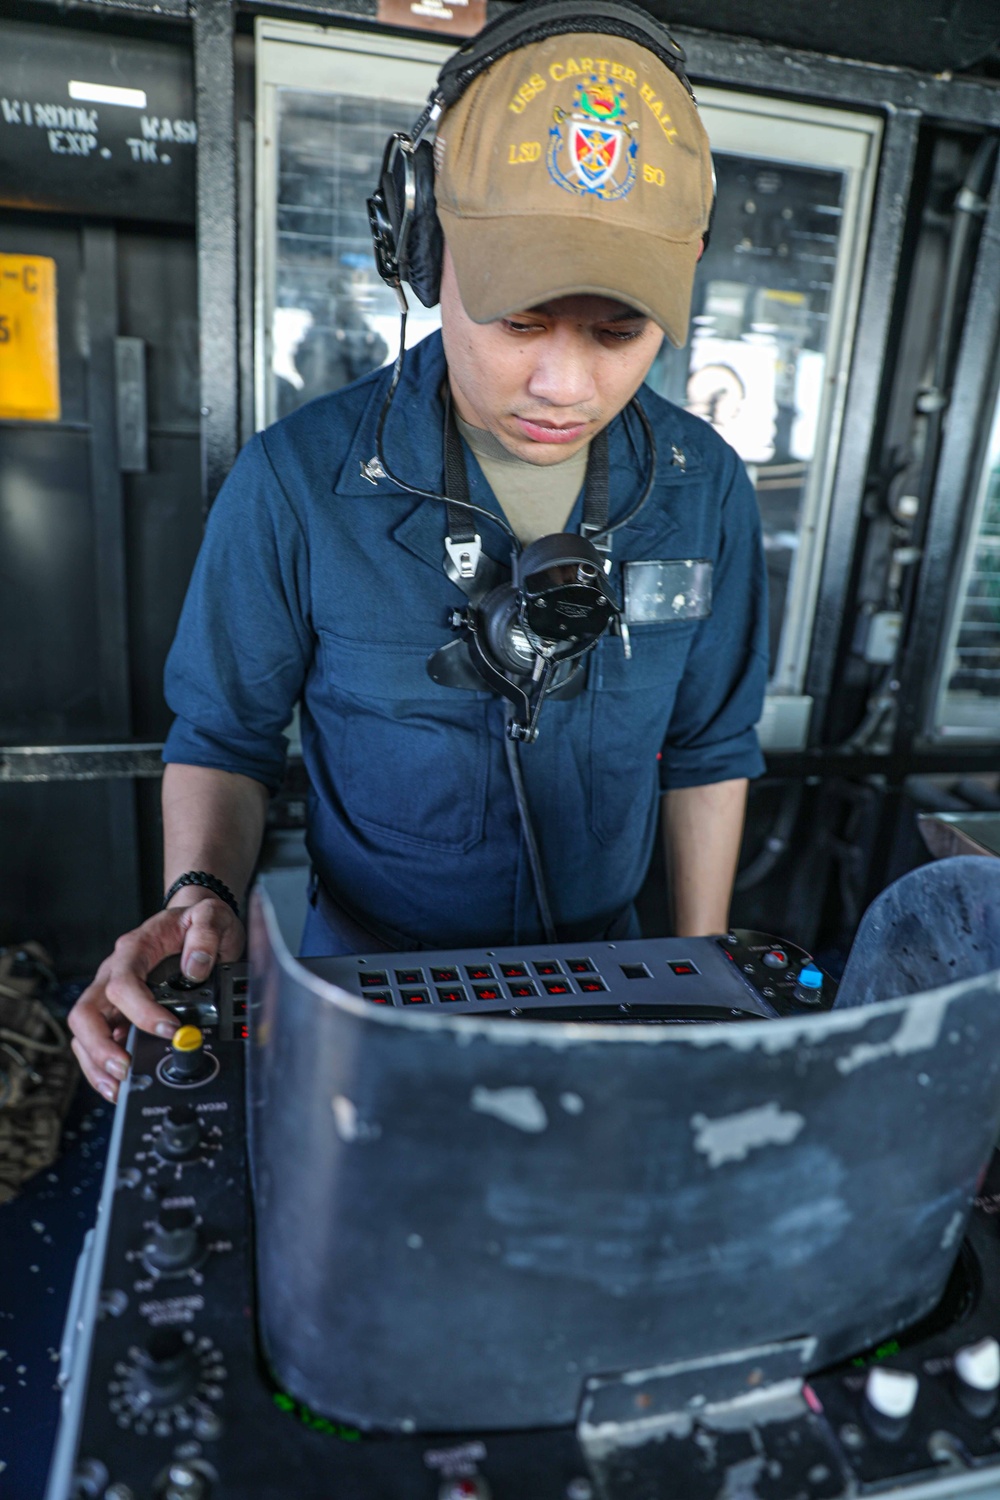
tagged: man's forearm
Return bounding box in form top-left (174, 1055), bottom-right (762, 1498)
top-left (162, 763), bottom-right (270, 908)
top-left (661, 778), bottom-right (748, 937)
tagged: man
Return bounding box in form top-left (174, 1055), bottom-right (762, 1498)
top-left (69, 13), bottom-right (768, 1103)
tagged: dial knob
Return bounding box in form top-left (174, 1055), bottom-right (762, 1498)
top-left (142, 1205), bottom-right (204, 1275)
top-left (163, 1026), bottom-right (212, 1083)
top-left (954, 1337), bottom-right (1000, 1417)
top-left (126, 1329), bottom-right (199, 1411)
top-left (156, 1105), bottom-right (203, 1161)
top-left (793, 964), bottom-right (824, 1005)
top-left (863, 1366), bottom-right (918, 1436)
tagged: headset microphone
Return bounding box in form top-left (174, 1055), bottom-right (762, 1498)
top-left (433, 532), bottom-right (623, 743)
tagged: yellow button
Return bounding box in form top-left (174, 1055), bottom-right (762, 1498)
top-left (172, 1025), bottom-right (204, 1053)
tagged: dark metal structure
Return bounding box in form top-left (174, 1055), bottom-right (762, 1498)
top-left (2, 0), bottom-right (1000, 968)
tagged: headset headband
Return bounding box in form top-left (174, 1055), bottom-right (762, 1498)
top-left (406, 0), bottom-right (693, 143)
top-left (438, 0), bottom-right (690, 103)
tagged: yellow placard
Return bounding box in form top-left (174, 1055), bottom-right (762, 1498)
top-left (0, 254), bottom-right (60, 422)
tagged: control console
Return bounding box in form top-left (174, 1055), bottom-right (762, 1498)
top-left (46, 937), bottom-right (1000, 1500)
top-left (303, 928), bottom-right (838, 1020)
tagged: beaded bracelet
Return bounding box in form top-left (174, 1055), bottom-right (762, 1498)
top-left (162, 870), bottom-right (242, 923)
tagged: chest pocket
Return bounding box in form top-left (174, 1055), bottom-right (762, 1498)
top-left (587, 617), bottom-right (698, 846)
top-left (317, 628), bottom-right (490, 854)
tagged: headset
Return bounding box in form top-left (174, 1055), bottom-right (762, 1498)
top-left (368, 0), bottom-right (696, 311)
top-left (365, 0), bottom-right (704, 752)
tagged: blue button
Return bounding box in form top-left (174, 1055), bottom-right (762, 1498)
top-left (798, 964), bottom-right (823, 989)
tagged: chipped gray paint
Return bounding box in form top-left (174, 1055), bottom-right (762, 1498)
top-left (579, 1378), bottom-right (807, 1460)
top-left (470, 1085), bottom-right (548, 1133)
top-left (249, 885), bottom-right (1000, 1433)
top-left (691, 1103), bottom-right (806, 1168)
top-left (836, 990), bottom-right (950, 1075)
top-left (612, 1341), bottom-right (818, 1390)
top-left (940, 1209), bottom-right (965, 1250)
top-left (716, 1454), bottom-right (766, 1499)
top-left (331, 1095), bottom-right (380, 1143)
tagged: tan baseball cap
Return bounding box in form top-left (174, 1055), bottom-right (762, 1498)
top-left (434, 31), bottom-right (713, 347)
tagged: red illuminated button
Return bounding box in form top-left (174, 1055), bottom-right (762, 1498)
top-left (400, 989), bottom-right (429, 1005)
top-left (567, 959), bottom-right (594, 974)
top-left (395, 969), bottom-right (424, 986)
top-left (669, 961), bottom-right (698, 976)
top-left (431, 966), bottom-right (459, 983)
top-left (507, 981), bottom-right (537, 999)
top-left (533, 961), bottom-right (561, 976)
top-left (543, 980), bottom-right (571, 996)
top-left (360, 971), bottom-right (389, 988)
top-left (762, 950), bottom-right (788, 969)
top-left (474, 986), bottom-right (501, 1001)
top-left (578, 978), bottom-right (607, 993)
top-left (500, 963), bottom-right (528, 978)
top-left (437, 987), bottom-right (467, 1003)
top-left (365, 991), bottom-right (392, 1005)
top-left (466, 965), bottom-right (494, 981)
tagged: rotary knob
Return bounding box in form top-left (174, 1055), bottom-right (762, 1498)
top-left (125, 1329), bottom-right (200, 1411)
top-left (954, 1337), bottom-right (1000, 1417)
top-left (793, 964), bottom-right (825, 1005)
top-left (141, 1205), bottom-right (205, 1276)
top-left (863, 1366), bottom-right (918, 1439)
top-left (156, 1105), bottom-right (203, 1161)
top-left (162, 1026), bottom-right (214, 1084)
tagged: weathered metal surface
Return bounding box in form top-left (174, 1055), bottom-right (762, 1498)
top-left (837, 854), bottom-right (1000, 1006)
top-left (896, 147), bottom-right (1000, 748)
top-left (804, 109), bottom-right (921, 735)
top-left (194, 0), bottom-right (239, 512)
top-left (0, 744), bottom-right (164, 782)
top-left (920, 813), bottom-right (1000, 861)
top-left (247, 880), bottom-right (1000, 1434)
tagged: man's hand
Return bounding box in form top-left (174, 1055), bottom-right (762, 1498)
top-left (68, 896), bottom-right (245, 1104)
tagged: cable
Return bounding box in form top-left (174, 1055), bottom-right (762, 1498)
top-left (592, 396), bottom-right (658, 543)
top-left (374, 308), bottom-right (518, 545)
top-left (504, 724), bottom-right (559, 944)
top-left (733, 782), bottom-right (803, 893)
top-left (373, 310), bottom-right (657, 549)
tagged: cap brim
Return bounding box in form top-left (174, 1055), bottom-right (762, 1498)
top-left (438, 208), bottom-right (701, 349)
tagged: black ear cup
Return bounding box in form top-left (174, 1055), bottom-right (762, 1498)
top-left (399, 140), bottom-right (444, 309)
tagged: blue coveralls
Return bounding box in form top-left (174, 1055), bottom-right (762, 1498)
top-left (163, 332), bottom-right (768, 954)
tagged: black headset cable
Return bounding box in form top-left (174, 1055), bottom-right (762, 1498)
top-left (374, 310), bottom-right (657, 549)
top-left (373, 308), bottom-right (519, 545)
top-left (503, 721), bottom-right (559, 945)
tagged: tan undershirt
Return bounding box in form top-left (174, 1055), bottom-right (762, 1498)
top-left (457, 414), bottom-right (589, 546)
